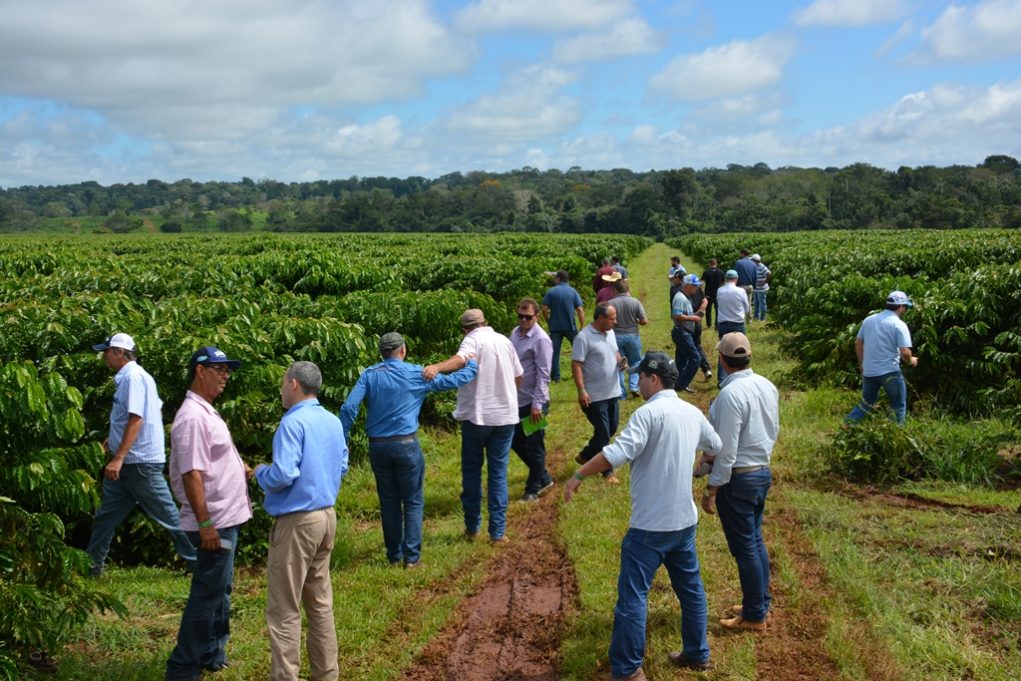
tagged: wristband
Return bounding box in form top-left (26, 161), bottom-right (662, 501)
top-left (573, 471), bottom-right (584, 481)
top-left (198, 519), bottom-right (214, 529)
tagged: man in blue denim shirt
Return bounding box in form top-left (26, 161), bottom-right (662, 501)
top-left (85, 332), bottom-right (196, 577)
top-left (342, 332), bottom-right (477, 567)
top-left (701, 333), bottom-right (779, 632)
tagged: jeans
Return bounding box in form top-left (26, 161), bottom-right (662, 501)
top-left (460, 422), bottom-right (514, 540)
top-left (368, 439), bottom-right (425, 564)
top-left (671, 326), bottom-right (701, 390)
top-left (578, 398), bottom-right (619, 466)
top-left (753, 290), bottom-right (768, 321)
top-left (511, 404), bottom-right (553, 496)
top-left (705, 297), bottom-right (716, 328)
top-left (615, 333), bottom-right (644, 394)
top-left (692, 324), bottom-right (711, 374)
top-left (549, 329), bottom-right (577, 381)
top-left (608, 526), bottom-right (710, 677)
top-left (86, 462), bottom-right (197, 575)
top-left (715, 321), bottom-right (746, 383)
top-left (716, 468), bottom-right (772, 622)
top-left (846, 371), bottom-right (907, 424)
top-left (165, 525), bottom-right (239, 681)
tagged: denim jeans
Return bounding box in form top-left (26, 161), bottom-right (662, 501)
top-left (671, 326), bottom-right (701, 390)
top-left (715, 322), bottom-right (746, 383)
top-left (460, 422), bottom-right (514, 540)
top-left (165, 525), bottom-right (239, 681)
top-left (86, 462), bottom-right (197, 576)
top-left (753, 290), bottom-right (768, 321)
top-left (615, 333), bottom-right (644, 394)
top-left (705, 298), bottom-right (716, 328)
top-left (716, 468), bottom-right (772, 623)
top-left (549, 329), bottom-right (577, 381)
top-left (846, 371), bottom-right (907, 424)
top-left (578, 398), bottom-right (619, 466)
top-left (692, 324), bottom-right (711, 374)
top-left (368, 439), bottom-right (425, 564)
top-left (511, 404), bottom-right (553, 496)
top-left (608, 526), bottom-right (710, 677)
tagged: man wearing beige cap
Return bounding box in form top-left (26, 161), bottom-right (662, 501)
top-left (700, 333), bottom-right (779, 632)
top-left (424, 310), bottom-right (523, 542)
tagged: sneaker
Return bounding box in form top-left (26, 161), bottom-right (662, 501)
top-left (537, 479), bottom-right (555, 497)
top-left (611, 668), bottom-right (647, 681)
top-left (682, 387), bottom-right (696, 394)
top-left (521, 492), bottom-right (539, 502)
top-left (464, 529), bottom-right (479, 542)
top-left (667, 651), bottom-right (710, 671)
top-left (728, 604), bottom-right (772, 621)
top-left (629, 389), bottom-right (641, 398)
top-left (604, 473), bottom-right (620, 485)
top-left (719, 614), bottom-right (766, 631)
top-left (490, 535), bottom-right (509, 545)
top-left (704, 370), bottom-right (713, 380)
top-left (204, 660), bottom-right (231, 673)
top-left (404, 561), bottom-right (421, 570)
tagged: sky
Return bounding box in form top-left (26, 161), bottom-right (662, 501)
top-left (1, 0), bottom-right (1020, 187)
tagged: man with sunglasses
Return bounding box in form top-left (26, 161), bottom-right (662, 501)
top-left (166, 346), bottom-right (252, 681)
top-left (509, 298), bottom-right (554, 501)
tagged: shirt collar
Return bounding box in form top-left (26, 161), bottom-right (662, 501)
top-left (285, 397), bottom-right (320, 416)
top-left (719, 368), bottom-right (754, 389)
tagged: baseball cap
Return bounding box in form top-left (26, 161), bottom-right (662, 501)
top-left (378, 332), bottom-right (405, 355)
top-left (460, 308), bottom-right (485, 327)
top-left (724, 269), bottom-right (739, 279)
top-left (626, 351), bottom-right (679, 383)
top-left (682, 274), bottom-right (700, 287)
top-left (886, 290), bottom-right (913, 308)
top-left (93, 333), bottom-right (136, 352)
top-left (188, 346), bottom-right (241, 370)
top-left (751, 253), bottom-right (761, 262)
top-left (716, 332), bottom-right (752, 358)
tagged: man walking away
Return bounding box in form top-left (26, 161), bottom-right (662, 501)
top-left (541, 270), bottom-right (585, 382)
top-left (608, 280), bottom-right (648, 398)
top-left (701, 259), bottom-right (725, 329)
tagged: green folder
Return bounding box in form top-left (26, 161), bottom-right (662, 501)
top-left (520, 413), bottom-right (548, 436)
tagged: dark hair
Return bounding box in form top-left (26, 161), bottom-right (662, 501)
top-left (709, 258), bottom-right (717, 266)
top-left (601, 258), bottom-right (610, 266)
top-left (671, 256), bottom-right (680, 264)
top-left (517, 297), bottom-right (539, 314)
top-left (723, 355), bottom-right (751, 371)
top-left (740, 248), bottom-right (749, 256)
top-left (885, 303), bottom-right (903, 311)
top-left (594, 303), bottom-right (614, 320)
top-left (286, 361), bottom-right (322, 396)
top-left (646, 371), bottom-right (677, 390)
top-left (556, 269), bottom-right (569, 282)
top-left (613, 280), bottom-right (628, 293)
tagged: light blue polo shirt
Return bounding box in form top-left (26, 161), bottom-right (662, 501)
top-left (110, 361), bottom-right (165, 464)
top-left (858, 310), bottom-right (912, 377)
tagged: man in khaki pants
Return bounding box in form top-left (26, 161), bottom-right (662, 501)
top-left (255, 362), bottom-right (348, 681)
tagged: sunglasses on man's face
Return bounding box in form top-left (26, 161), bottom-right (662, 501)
top-left (517, 313), bottom-right (536, 320)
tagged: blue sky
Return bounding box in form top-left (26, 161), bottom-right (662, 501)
top-left (1, 0), bottom-right (1019, 186)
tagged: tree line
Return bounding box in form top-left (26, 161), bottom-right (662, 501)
top-left (2, 156), bottom-right (1019, 237)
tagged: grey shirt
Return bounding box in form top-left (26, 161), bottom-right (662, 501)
top-left (571, 324), bottom-right (620, 402)
top-left (608, 294), bottom-right (647, 336)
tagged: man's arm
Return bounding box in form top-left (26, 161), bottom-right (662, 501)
top-left (255, 419), bottom-right (303, 494)
top-left (541, 304), bottom-right (551, 322)
top-left (423, 354), bottom-right (467, 380)
top-left (572, 360), bottom-right (589, 409)
top-left (563, 452), bottom-right (612, 502)
top-left (855, 337), bottom-right (865, 370)
top-left (105, 413), bottom-right (142, 481)
top-left (575, 306), bottom-right (585, 328)
top-left (181, 470), bottom-right (220, 551)
top-left (339, 374), bottom-right (367, 434)
top-left (425, 359), bottom-right (478, 392)
top-left (899, 346), bottom-right (918, 367)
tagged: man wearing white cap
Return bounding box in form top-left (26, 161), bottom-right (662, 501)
top-left (85, 333), bottom-right (196, 577)
top-left (845, 291), bottom-right (918, 425)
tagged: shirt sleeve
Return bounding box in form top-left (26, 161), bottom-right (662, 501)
top-left (698, 414), bottom-right (722, 455)
top-left (570, 330), bottom-right (587, 362)
top-left (426, 359), bottom-right (478, 392)
top-left (572, 290), bottom-right (583, 307)
top-left (456, 333), bottom-right (479, 362)
top-left (171, 414), bottom-right (210, 474)
top-left (125, 373), bottom-right (147, 418)
top-left (897, 321), bottom-right (912, 349)
top-left (339, 373), bottom-right (368, 434)
top-left (257, 416), bottom-right (303, 493)
top-left (531, 337), bottom-right (552, 408)
top-left (636, 301), bottom-right (648, 322)
top-left (602, 409), bottom-right (648, 469)
top-left (707, 393), bottom-right (743, 488)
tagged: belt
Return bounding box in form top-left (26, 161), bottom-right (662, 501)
top-left (733, 465), bottom-right (767, 474)
top-left (369, 434), bottom-right (417, 444)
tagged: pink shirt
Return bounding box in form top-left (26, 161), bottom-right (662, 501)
top-left (170, 390), bottom-right (253, 531)
top-left (454, 326), bottom-right (523, 426)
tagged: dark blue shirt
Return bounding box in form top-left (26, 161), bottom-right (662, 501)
top-left (340, 358), bottom-right (478, 437)
top-left (542, 282), bottom-right (584, 332)
top-left (734, 257), bottom-right (757, 287)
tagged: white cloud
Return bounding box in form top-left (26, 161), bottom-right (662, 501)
top-left (553, 17), bottom-right (660, 63)
top-left (456, 0), bottom-right (632, 32)
top-left (793, 0), bottom-right (908, 27)
top-left (649, 35), bottom-right (796, 101)
top-left (917, 0), bottom-right (1021, 62)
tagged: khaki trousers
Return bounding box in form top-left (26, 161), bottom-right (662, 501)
top-left (266, 507), bottom-right (338, 681)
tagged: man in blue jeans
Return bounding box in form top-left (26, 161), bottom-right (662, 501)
top-left (700, 333), bottom-right (779, 632)
top-left (566, 351), bottom-right (722, 679)
top-left (342, 333), bottom-right (477, 566)
top-left (572, 303), bottom-right (624, 484)
top-left (85, 332), bottom-right (196, 577)
top-left (608, 280), bottom-right (648, 398)
top-left (845, 290), bottom-right (918, 424)
top-left (670, 274), bottom-right (703, 394)
top-left (541, 270), bottom-right (585, 382)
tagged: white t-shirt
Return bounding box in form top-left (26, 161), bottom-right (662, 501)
top-left (454, 326), bottom-right (523, 426)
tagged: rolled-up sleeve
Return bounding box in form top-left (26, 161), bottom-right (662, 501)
top-left (256, 418), bottom-right (303, 493)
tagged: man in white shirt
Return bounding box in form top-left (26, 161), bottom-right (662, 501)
top-left (714, 270), bottom-right (750, 382)
top-left (566, 351), bottom-right (721, 680)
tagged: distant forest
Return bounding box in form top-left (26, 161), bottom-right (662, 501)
top-left (2, 156), bottom-right (1020, 237)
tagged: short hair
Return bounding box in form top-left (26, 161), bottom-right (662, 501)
top-left (709, 258), bottom-right (717, 266)
top-left (517, 297), bottom-right (539, 314)
top-left (644, 369), bottom-right (677, 390)
top-left (723, 355), bottom-right (751, 371)
top-left (556, 269), bottom-right (569, 282)
top-left (594, 303), bottom-right (615, 320)
top-left (671, 256), bottom-right (680, 264)
top-left (740, 248), bottom-right (749, 256)
top-left (612, 256), bottom-right (621, 263)
top-left (601, 258), bottom-right (610, 266)
top-left (613, 280), bottom-right (628, 294)
top-left (885, 303), bottom-right (903, 311)
top-left (285, 361), bottom-right (322, 396)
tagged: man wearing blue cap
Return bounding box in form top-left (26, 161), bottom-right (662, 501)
top-left (85, 332), bottom-right (196, 577)
top-left (845, 291), bottom-right (918, 424)
top-left (671, 275), bottom-right (704, 394)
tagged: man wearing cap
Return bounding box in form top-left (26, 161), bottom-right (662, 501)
top-left (594, 258), bottom-right (617, 294)
top-left (845, 291), bottom-right (918, 425)
top-left (597, 271), bottom-right (622, 304)
top-left (734, 249), bottom-right (756, 315)
top-left (700, 333), bottom-right (779, 632)
top-left (541, 270), bottom-right (585, 383)
top-left (255, 361), bottom-right (347, 681)
top-left (166, 346), bottom-right (252, 681)
top-left (667, 256), bottom-right (686, 303)
top-left (714, 270), bottom-right (750, 381)
top-left (342, 333), bottom-right (478, 565)
top-left (701, 259), bottom-right (725, 329)
top-left (751, 254), bottom-right (771, 322)
top-left (509, 299), bottom-right (555, 502)
top-left (572, 303), bottom-right (624, 484)
top-left (424, 310), bottom-right (523, 542)
top-left (85, 333), bottom-right (196, 577)
top-left (611, 256), bottom-right (629, 280)
top-left (681, 274), bottom-right (712, 381)
top-left (671, 275), bottom-right (704, 394)
top-left (608, 280), bottom-right (648, 399)
top-left (565, 351), bottom-right (722, 679)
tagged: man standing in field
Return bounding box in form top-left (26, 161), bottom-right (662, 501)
top-left (671, 275), bottom-right (704, 394)
top-left (166, 346), bottom-right (252, 681)
top-left (751, 254), bottom-right (771, 322)
top-left (424, 309), bottom-right (522, 543)
top-left (608, 280), bottom-right (648, 399)
top-left (734, 249), bottom-right (757, 315)
top-left (541, 269), bottom-right (585, 383)
top-left (509, 299), bottom-right (555, 501)
top-left (565, 351), bottom-right (721, 679)
top-left (845, 291), bottom-right (918, 425)
top-left (701, 333), bottom-right (779, 632)
top-left (681, 274), bottom-right (712, 381)
top-left (714, 270), bottom-right (750, 382)
top-left (255, 361), bottom-right (347, 681)
top-left (572, 303), bottom-right (624, 484)
top-left (701, 258), bottom-right (725, 329)
top-left (342, 333), bottom-right (477, 566)
top-left (85, 332), bottom-right (196, 577)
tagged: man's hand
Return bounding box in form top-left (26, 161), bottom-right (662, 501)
top-left (422, 364), bottom-right (440, 380)
top-left (104, 457), bottom-right (124, 481)
top-left (198, 525), bottom-right (221, 551)
top-left (530, 407), bottom-right (543, 423)
top-left (245, 464), bottom-right (256, 480)
top-left (564, 475), bottom-right (582, 502)
top-left (578, 391), bottom-right (591, 409)
top-left (102, 437), bottom-right (110, 453)
top-left (701, 489), bottom-right (717, 514)
top-left (908, 356), bottom-right (918, 368)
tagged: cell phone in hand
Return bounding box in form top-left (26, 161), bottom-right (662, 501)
top-left (219, 538), bottom-right (233, 550)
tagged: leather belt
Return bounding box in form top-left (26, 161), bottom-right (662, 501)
top-left (733, 465), bottom-right (766, 474)
top-left (369, 434), bottom-right (417, 444)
